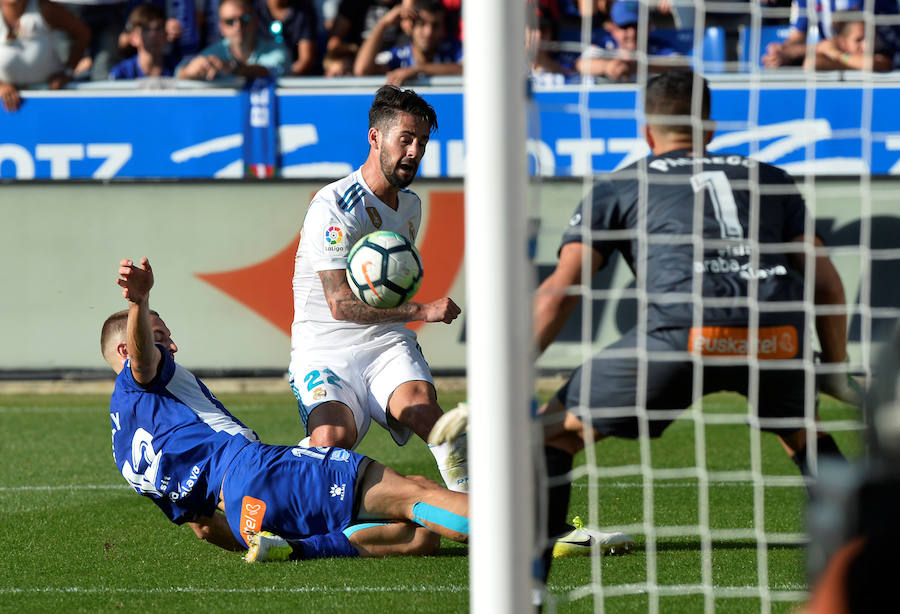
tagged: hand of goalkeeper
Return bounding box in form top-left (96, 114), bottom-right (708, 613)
top-left (819, 368), bottom-right (865, 407)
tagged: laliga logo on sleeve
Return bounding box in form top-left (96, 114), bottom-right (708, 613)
top-left (324, 225), bottom-right (345, 254)
top-left (325, 226), bottom-right (343, 245)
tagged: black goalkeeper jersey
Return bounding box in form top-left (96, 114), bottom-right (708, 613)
top-left (560, 149), bottom-right (808, 331)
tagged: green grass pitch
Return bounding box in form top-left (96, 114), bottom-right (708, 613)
top-left (0, 387), bottom-right (861, 613)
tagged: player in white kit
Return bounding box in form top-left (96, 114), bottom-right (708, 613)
top-left (289, 85), bottom-right (468, 491)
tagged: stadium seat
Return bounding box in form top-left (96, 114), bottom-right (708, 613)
top-left (738, 24), bottom-right (792, 69)
top-left (701, 26), bottom-right (727, 73)
top-left (652, 27), bottom-right (727, 74)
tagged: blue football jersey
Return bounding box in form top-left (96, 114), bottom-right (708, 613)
top-left (109, 347), bottom-right (259, 524)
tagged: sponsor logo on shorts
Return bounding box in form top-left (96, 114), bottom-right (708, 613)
top-left (330, 483), bottom-right (346, 501)
top-left (330, 449), bottom-right (351, 462)
top-left (312, 386), bottom-right (327, 400)
top-left (239, 496), bottom-right (267, 545)
top-left (365, 206), bottom-right (382, 228)
top-left (688, 325), bottom-right (798, 359)
top-left (292, 447), bottom-right (326, 460)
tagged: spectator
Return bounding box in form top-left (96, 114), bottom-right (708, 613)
top-left (54, 0), bottom-right (127, 80)
top-left (574, 0), bottom-right (680, 82)
top-left (326, 0), bottom-right (405, 53)
top-left (424, 0), bottom-right (459, 41)
top-left (254, 0), bottom-right (319, 75)
top-left (119, 0), bottom-right (202, 61)
top-left (197, 0), bottom-right (223, 47)
top-left (763, 0), bottom-right (900, 68)
top-left (528, 2), bottom-right (573, 84)
top-left (322, 41), bottom-right (356, 75)
top-left (353, 0), bottom-right (461, 85)
top-left (109, 3), bottom-right (180, 78)
top-left (803, 13), bottom-right (893, 71)
top-left (176, 0), bottom-right (288, 80)
top-left (0, 0), bottom-right (90, 111)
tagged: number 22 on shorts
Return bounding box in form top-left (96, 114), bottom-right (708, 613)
top-left (304, 368), bottom-right (342, 391)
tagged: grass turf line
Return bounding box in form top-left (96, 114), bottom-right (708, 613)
top-left (0, 390), bottom-right (860, 613)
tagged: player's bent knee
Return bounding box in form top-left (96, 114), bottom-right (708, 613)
top-left (307, 402), bottom-right (357, 448)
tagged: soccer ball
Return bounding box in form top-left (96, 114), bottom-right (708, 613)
top-left (345, 231), bottom-right (424, 308)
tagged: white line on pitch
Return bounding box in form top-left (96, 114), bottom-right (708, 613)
top-left (0, 582), bottom-right (808, 595)
top-left (0, 484), bottom-right (130, 492)
top-left (0, 481), bottom-right (798, 493)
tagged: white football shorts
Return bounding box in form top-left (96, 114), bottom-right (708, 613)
top-left (288, 334), bottom-right (434, 449)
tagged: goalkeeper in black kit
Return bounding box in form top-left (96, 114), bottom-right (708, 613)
top-left (532, 69), bottom-right (858, 555)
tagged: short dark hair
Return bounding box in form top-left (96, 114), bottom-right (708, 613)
top-left (644, 69), bottom-right (710, 136)
top-left (127, 3), bottom-right (165, 30)
top-left (100, 308), bottom-right (159, 365)
top-left (368, 86), bottom-right (438, 134)
top-left (413, 0), bottom-right (446, 15)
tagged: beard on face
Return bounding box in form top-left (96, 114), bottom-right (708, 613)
top-left (380, 148), bottom-right (417, 189)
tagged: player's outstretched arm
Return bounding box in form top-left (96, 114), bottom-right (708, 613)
top-left (790, 237), bottom-right (847, 363)
top-left (790, 237), bottom-right (861, 404)
top-left (319, 269), bottom-right (461, 324)
top-left (534, 242), bottom-right (605, 355)
top-left (117, 257), bottom-right (161, 384)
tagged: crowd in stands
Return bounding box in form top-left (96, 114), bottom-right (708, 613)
top-left (2, 0), bottom-right (900, 111)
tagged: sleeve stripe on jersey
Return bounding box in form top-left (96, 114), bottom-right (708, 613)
top-left (167, 363), bottom-right (259, 439)
top-left (339, 183), bottom-right (365, 212)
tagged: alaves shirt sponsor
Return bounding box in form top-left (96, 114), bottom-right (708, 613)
top-left (560, 149), bottom-right (807, 331)
top-left (109, 347), bottom-right (259, 523)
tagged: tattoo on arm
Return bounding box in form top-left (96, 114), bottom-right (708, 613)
top-left (320, 269), bottom-right (420, 323)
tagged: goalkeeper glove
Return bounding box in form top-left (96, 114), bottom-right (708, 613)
top-left (819, 368), bottom-right (864, 407)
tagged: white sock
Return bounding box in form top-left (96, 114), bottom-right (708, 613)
top-left (429, 435), bottom-right (469, 492)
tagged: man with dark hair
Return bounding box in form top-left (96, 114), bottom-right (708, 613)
top-left (532, 68), bottom-right (856, 547)
top-left (289, 85), bottom-right (468, 494)
top-left (103, 256), bottom-right (471, 562)
top-left (434, 68), bottom-right (858, 573)
top-left (353, 0), bottom-right (462, 85)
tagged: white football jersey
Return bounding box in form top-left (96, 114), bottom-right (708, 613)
top-left (291, 168), bottom-right (423, 351)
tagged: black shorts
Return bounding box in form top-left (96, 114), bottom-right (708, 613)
top-left (555, 326), bottom-right (814, 439)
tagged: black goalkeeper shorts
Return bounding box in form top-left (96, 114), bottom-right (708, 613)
top-left (554, 325), bottom-right (814, 439)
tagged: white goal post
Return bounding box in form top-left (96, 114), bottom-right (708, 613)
top-left (463, 1), bottom-right (534, 613)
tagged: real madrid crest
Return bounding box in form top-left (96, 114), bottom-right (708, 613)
top-left (365, 207), bottom-right (383, 229)
top-left (408, 220), bottom-right (416, 240)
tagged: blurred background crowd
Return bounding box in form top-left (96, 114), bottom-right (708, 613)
top-left (2, 0), bottom-right (899, 111)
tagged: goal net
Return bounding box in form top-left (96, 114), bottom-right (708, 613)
top-left (518, 1), bottom-right (899, 612)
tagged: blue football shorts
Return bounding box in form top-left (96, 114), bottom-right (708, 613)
top-left (221, 443), bottom-right (372, 548)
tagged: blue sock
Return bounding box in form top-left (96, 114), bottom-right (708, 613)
top-left (411, 501), bottom-right (469, 536)
top-left (292, 531), bottom-right (359, 559)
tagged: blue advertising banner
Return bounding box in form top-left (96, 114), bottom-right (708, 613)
top-left (3, 83), bottom-right (900, 179)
